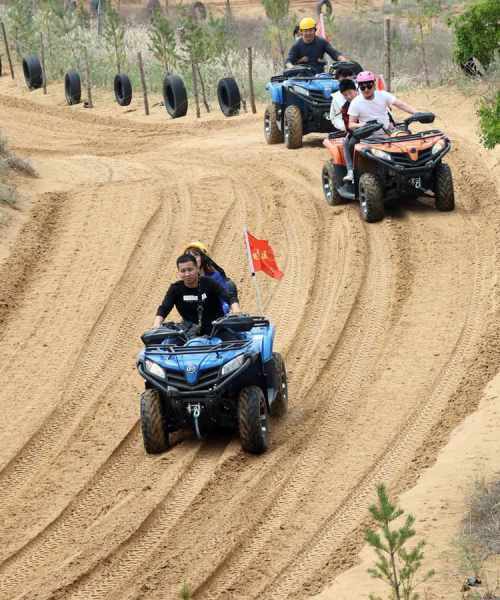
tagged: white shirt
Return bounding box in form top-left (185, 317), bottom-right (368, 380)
top-left (347, 90), bottom-right (396, 128)
top-left (330, 90), bottom-right (347, 131)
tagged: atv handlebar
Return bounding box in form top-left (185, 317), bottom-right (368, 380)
top-left (352, 121), bottom-right (383, 140)
top-left (329, 60), bottom-right (364, 77)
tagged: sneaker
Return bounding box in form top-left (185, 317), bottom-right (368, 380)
top-left (343, 170), bottom-right (354, 183)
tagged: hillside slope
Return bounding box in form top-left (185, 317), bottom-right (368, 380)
top-left (0, 80), bottom-right (499, 600)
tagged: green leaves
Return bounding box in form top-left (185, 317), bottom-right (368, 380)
top-left (261, 0), bottom-right (290, 24)
top-left (450, 0), bottom-right (500, 68)
top-left (365, 484), bottom-right (434, 600)
top-left (148, 8), bottom-right (178, 72)
top-left (103, 1), bottom-right (126, 73)
top-left (478, 91), bottom-right (500, 149)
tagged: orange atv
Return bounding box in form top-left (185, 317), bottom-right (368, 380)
top-left (321, 112), bottom-right (454, 223)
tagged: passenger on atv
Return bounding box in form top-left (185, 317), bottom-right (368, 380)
top-left (183, 241), bottom-right (241, 315)
top-left (152, 254), bottom-right (233, 336)
top-left (286, 17), bottom-right (347, 76)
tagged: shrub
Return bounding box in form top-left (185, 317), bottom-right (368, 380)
top-left (478, 90), bottom-right (500, 149)
top-left (450, 0), bottom-right (500, 69)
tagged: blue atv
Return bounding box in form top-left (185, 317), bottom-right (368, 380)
top-left (264, 61), bottom-right (363, 149)
top-left (136, 314), bottom-right (288, 455)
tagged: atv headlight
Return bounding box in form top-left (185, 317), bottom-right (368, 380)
top-left (145, 359), bottom-right (166, 380)
top-left (221, 354), bottom-right (246, 377)
top-left (432, 139), bottom-right (446, 155)
top-left (371, 148), bottom-right (392, 161)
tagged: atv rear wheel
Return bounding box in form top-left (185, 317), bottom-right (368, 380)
top-left (270, 353), bottom-right (288, 417)
top-left (238, 386), bottom-right (269, 454)
top-left (359, 173), bottom-right (385, 223)
top-left (284, 105), bottom-right (303, 149)
top-left (140, 389), bottom-right (169, 454)
top-left (264, 104), bottom-right (284, 144)
top-left (434, 163), bottom-right (455, 212)
top-left (322, 161), bottom-right (344, 206)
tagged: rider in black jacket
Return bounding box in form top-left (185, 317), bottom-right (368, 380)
top-left (153, 254), bottom-right (231, 335)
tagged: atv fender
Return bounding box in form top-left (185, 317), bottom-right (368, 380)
top-left (266, 82), bottom-right (284, 105)
top-left (263, 357), bottom-right (279, 408)
top-left (261, 323), bottom-right (275, 362)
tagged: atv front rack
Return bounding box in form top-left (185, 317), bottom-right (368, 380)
top-left (145, 339), bottom-right (250, 355)
top-left (363, 129), bottom-right (445, 144)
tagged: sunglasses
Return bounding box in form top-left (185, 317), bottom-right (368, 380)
top-left (359, 82), bottom-right (375, 91)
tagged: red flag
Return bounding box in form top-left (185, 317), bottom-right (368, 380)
top-left (246, 231), bottom-right (284, 280)
top-left (317, 14), bottom-right (328, 41)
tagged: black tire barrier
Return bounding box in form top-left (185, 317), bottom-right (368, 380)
top-left (65, 70), bottom-right (81, 105)
top-left (217, 77), bottom-right (241, 117)
top-left (163, 74), bottom-right (188, 119)
top-left (114, 73), bottom-right (132, 106)
top-left (316, 0), bottom-right (332, 16)
top-left (191, 1), bottom-right (207, 20)
top-left (0, 56), bottom-right (2, 77)
top-left (461, 56), bottom-right (485, 78)
top-left (22, 55), bottom-right (43, 90)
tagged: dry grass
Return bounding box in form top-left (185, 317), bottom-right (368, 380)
top-left (0, 132), bottom-right (37, 210)
top-left (466, 479), bottom-right (500, 556)
top-left (454, 479), bottom-right (500, 600)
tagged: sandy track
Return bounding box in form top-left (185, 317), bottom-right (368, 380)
top-left (0, 85), bottom-right (499, 600)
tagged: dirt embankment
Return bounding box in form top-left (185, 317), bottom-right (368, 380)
top-left (0, 74), bottom-right (499, 600)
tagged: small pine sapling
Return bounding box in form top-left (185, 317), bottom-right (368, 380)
top-left (366, 484), bottom-right (434, 600)
top-left (103, 1), bottom-right (126, 73)
top-left (148, 7), bottom-right (178, 73)
top-left (179, 581), bottom-right (191, 600)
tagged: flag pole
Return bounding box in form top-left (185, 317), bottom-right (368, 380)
top-left (243, 226), bottom-right (264, 315)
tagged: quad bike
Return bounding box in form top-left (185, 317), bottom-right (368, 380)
top-left (136, 314), bottom-right (288, 455)
top-left (321, 112), bottom-right (455, 222)
top-left (264, 60), bottom-right (363, 149)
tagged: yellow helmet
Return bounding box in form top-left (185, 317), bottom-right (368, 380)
top-left (184, 241), bottom-right (208, 254)
top-left (299, 17), bottom-right (316, 31)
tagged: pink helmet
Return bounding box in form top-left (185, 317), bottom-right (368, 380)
top-left (356, 70), bottom-right (376, 83)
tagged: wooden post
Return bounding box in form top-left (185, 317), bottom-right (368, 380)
top-left (191, 58), bottom-right (200, 119)
top-left (383, 17), bottom-right (391, 92)
top-left (196, 64), bottom-right (210, 113)
top-left (84, 48), bottom-right (93, 108)
top-left (1, 21), bottom-right (15, 79)
top-left (40, 32), bottom-right (47, 95)
top-left (247, 47), bottom-right (256, 114)
top-left (137, 51), bottom-right (149, 116)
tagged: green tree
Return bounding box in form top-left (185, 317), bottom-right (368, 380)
top-left (178, 11), bottom-right (213, 111)
top-left (261, 0), bottom-right (291, 66)
top-left (478, 91), bottom-right (500, 149)
top-left (148, 7), bottom-right (178, 72)
top-left (450, 0), bottom-right (500, 68)
top-left (103, 0), bottom-right (126, 72)
top-left (365, 484), bottom-right (434, 600)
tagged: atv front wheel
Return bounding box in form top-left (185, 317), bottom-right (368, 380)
top-left (359, 173), bottom-right (385, 223)
top-left (238, 386), bottom-right (269, 454)
top-left (322, 161), bottom-right (345, 206)
top-left (264, 104), bottom-right (284, 144)
top-left (270, 353), bottom-right (288, 417)
top-left (284, 105), bottom-right (303, 149)
top-left (140, 389), bottom-right (169, 454)
top-left (434, 163), bottom-right (455, 212)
